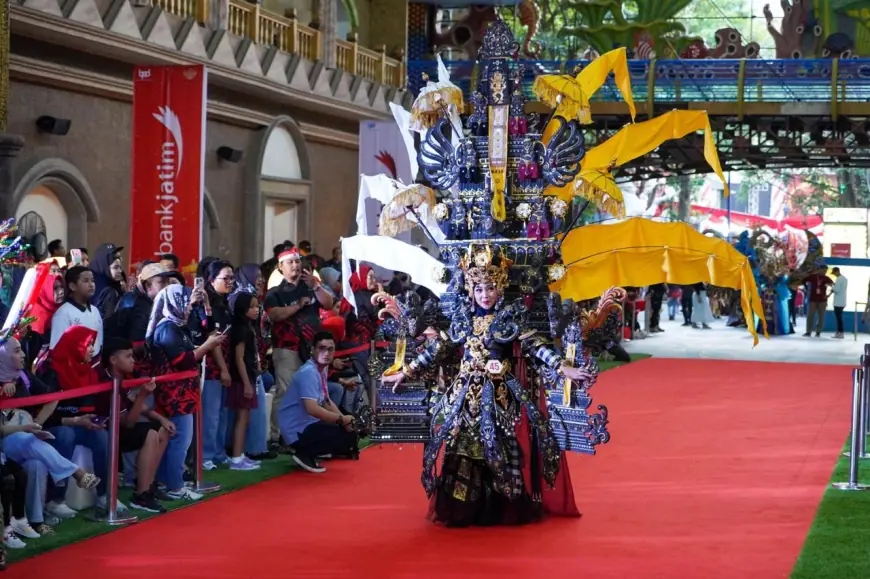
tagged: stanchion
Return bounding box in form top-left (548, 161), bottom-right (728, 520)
top-left (845, 345), bottom-right (870, 458)
top-left (90, 377), bottom-right (137, 524)
top-left (832, 367), bottom-right (870, 491)
top-left (192, 358), bottom-right (220, 494)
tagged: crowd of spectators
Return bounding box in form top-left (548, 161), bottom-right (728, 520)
top-left (0, 237), bottom-right (418, 569)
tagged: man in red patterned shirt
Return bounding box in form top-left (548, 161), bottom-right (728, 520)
top-left (264, 249), bottom-right (333, 445)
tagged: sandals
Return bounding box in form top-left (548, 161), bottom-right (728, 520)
top-left (77, 473), bottom-right (101, 490)
top-left (32, 523), bottom-right (54, 536)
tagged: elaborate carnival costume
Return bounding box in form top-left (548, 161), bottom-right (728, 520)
top-left (371, 21), bottom-right (610, 527)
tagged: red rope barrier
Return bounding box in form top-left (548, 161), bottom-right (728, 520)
top-left (0, 370), bottom-right (200, 410)
top-left (334, 341), bottom-right (389, 358)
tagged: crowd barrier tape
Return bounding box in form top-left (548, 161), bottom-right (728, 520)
top-left (0, 371), bottom-right (200, 410)
top-left (335, 341), bottom-right (389, 358)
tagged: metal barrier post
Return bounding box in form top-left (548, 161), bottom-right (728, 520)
top-left (90, 377), bottom-right (137, 524)
top-left (193, 358), bottom-right (220, 494)
top-left (845, 345), bottom-right (870, 458)
top-left (832, 367), bottom-right (870, 491)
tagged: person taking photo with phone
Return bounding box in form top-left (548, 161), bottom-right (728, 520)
top-left (264, 249), bottom-right (332, 450)
top-left (146, 285), bottom-right (224, 501)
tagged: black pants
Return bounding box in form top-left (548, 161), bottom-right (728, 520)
top-left (681, 292), bottom-right (694, 324)
top-left (835, 306), bottom-right (845, 334)
top-left (788, 292), bottom-right (797, 326)
top-left (649, 292), bottom-right (664, 329)
top-left (294, 422), bottom-right (358, 459)
top-left (1, 461), bottom-right (27, 526)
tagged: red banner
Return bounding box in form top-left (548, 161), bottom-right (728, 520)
top-left (130, 65), bottom-right (207, 271)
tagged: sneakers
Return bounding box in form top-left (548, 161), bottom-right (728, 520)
top-left (166, 487), bottom-right (204, 501)
top-left (46, 501), bottom-right (77, 519)
top-left (3, 529), bottom-right (25, 549)
top-left (96, 495), bottom-right (128, 513)
top-left (201, 460), bottom-right (217, 471)
top-left (291, 453), bottom-right (326, 473)
top-left (229, 456), bottom-right (260, 471)
top-left (11, 518), bottom-right (39, 539)
top-left (130, 491), bottom-right (167, 514)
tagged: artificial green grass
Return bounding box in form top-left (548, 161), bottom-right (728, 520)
top-left (6, 451), bottom-right (323, 563)
top-left (6, 352), bottom-right (651, 563)
top-left (791, 438), bottom-right (870, 579)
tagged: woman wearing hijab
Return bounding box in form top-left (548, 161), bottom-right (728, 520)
top-left (147, 285), bottom-right (224, 500)
top-left (201, 260), bottom-right (235, 470)
top-left (90, 243), bottom-right (125, 319)
top-left (33, 325), bottom-right (120, 511)
top-left (1, 335), bottom-right (103, 533)
top-left (22, 272), bottom-right (64, 365)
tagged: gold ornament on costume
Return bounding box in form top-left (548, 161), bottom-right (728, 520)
top-left (548, 197), bottom-right (568, 219)
top-left (547, 264), bottom-right (567, 282)
top-left (433, 203), bottom-right (449, 222)
top-left (460, 244), bottom-right (510, 294)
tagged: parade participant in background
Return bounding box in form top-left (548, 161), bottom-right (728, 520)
top-left (831, 267), bottom-right (848, 339)
top-left (803, 269), bottom-right (833, 337)
top-left (96, 337), bottom-right (172, 513)
top-left (201, 260), bottom-right (235, 470)
top-left (50, 266), bottom-right (103, 355)
top-left (90, 243), bottom-right (125, 320)
top-left (147, 285), bottom-right (224, 500)
top-left (226, 292), bottom-right (262, 471)
top-left (264, 249), bottom-right (332, 447)
top-left (298, 241), bottom-right (324, 270)
top-left (691, 282), bottom-right (715, 330)
top-left (647, 283), bottom-right (666, 332)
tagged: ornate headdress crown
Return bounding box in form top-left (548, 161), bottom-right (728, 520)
top-left (460, 244), bottom-right (510, 293)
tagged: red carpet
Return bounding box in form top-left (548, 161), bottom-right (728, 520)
top-left (9, 359), bottom-right (852, 579)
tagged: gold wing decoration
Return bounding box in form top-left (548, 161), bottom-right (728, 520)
top-left (378, 184), bottom-right (437, 238)
top-left (579, 287), bottom-right (626, 340)
top-left (372, 291), bottom-right (406, 376)
top-left (750, 228), bottom-right (788, 279)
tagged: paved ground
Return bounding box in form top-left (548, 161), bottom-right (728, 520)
top-left (624, 314), bottom-right (867, 366)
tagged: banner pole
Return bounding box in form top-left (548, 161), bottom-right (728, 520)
top-left (832, 367), bottom-right (870, 491)
top-left (90, 377), bottom-right (137, 524)
top-left (193, 357), bottom-right (220, 494)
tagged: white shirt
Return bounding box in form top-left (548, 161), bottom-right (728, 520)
top-left (49, 301), bottom-right (104, 354)
top-left (832, 275), bottom-right (848, 308)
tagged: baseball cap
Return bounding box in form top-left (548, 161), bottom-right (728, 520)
top-left (138, 262), bottom-right (181, 283)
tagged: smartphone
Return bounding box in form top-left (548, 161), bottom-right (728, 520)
top-left (91, 416), bottom-right (109, 427)
top-left (194, 277), bottom-right (205, 292)
top-left (70, 249), bottom-right (83, 266)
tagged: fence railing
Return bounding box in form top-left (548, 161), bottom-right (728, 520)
top-left (153, 0), bottom-right (405, 88)
top-left (407, 58), bottom-right (870, 112)
top-left (335, 34), bottom-right (405, 87)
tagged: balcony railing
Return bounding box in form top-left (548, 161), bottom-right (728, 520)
top-left (154, 0), bottom-right (405, 89)
top-left (335, 34), bottom-right (405, 87)
top-left (227, 3), bottom-right (321, 62)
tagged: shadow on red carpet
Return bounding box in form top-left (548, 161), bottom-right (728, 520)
top-left (9, 359), bottom-right (851, 579)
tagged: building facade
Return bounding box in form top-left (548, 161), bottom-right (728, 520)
top-left (5, 0), bottom-right (411, 265)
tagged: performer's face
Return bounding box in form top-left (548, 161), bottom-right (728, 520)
top-left (473, 283), bottom-right (499, 311)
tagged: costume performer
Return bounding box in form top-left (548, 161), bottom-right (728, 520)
top-left (368, 20), bottom-right (610, 528)
top-left (382, 247), bottom-right (595, 526)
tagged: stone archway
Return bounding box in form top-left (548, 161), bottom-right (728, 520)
top-left (10, 158), bottom-right (100, 249)
top-left (244, 116), bottom-right (313, 263)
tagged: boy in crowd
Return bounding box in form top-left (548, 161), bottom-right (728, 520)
top-left (50, 266), bottom-right (104, 355)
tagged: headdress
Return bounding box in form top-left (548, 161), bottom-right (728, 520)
top-left (459, 244), bottom-right (510, 294)
top-left (278, 249), bottom-right (300, 263)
